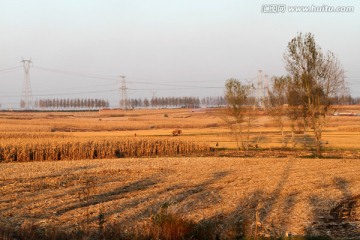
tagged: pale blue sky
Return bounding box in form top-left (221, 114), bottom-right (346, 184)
top-left (0, 0), bottom-right (359, 108)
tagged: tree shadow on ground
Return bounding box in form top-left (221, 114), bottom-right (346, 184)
top-left (107, 171), bottom-right (231, 224)
top-left (0, 164), bottom-right (101, 199)
top-left (306, 177), bottom-right (360, 239)
top-left (55, 175), bottom-right (161, 215)
top-left (104, 163), bottom-right (305, 238)
top-left (73, 163), bottom-right (360, 239)
top-left (224, 158), bottom-right (299, 237)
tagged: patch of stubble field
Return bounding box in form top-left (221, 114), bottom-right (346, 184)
top-left (1, 157), bottom-right (360, 237)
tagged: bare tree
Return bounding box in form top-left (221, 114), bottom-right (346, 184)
top-left (284, 32), bottom-right (347, 156)
top-left (224, 78), bottom-right (252, 150)
top-left (267, 76), bottom-right (291, 147)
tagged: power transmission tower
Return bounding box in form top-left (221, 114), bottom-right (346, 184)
top-left (20, 59), bottom-right (33, 110)
top-left (256, 70), bottom-right (264, 108)
top-left (151, 90), bottom-right (157, 99)
top-left (263, 74), bottom-right (269, 109)
top-left (119, 75), bottom-right (128, 109)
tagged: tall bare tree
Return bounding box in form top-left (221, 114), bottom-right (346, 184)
top-left (267, 76), bottom-right (291, 147)
top-left (224, 78), bottom-right (252, 150)
top-left (284, 32), bottom-right (347, 156)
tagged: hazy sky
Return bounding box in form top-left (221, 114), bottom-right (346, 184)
top-left (1, 0), bottom-right (359, 108)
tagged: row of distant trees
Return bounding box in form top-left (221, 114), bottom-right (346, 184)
top-left (26, 94), bottom-right (357, 111)
top-left (337, 95), bottom-right (360, 105)
top-left (201, 96), bottom-right (227, 106)
top-left (35, 98), bottom-right (109, 109)
top-left (12, 92), bottom-right (357, 111)
top-left (123, 96), bottom-right (226, 109)
top-left (124, 93), bottom-right (355, 110)
top-left (123, 97), bottom-right (200, 108)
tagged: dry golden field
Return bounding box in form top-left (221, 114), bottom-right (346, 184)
top-left (1, 107), bottom-right (360, 154)
top-left (1, 107), bottom-right (360, 239)
top-left (1, 157), bottom-right (360, 238)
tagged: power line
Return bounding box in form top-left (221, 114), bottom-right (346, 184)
top-left (0, 66), bottom-right (22, 75)
top-left (128, 86), bottom-right (224, 91)
top-left (0, 82), bottom-right (118, 95)
top-left (33, 66), bottom-right (116, 81)
top-left (44, 82), bottom-right (118, 92)
top-left (0, 89), bottom-right (117, 98)
top-left (0, 85), bottom-right (223, 98)
top-left (33, 65), bottom-right (226, 88)
top-left (0, 66), bottom-right (21, 72)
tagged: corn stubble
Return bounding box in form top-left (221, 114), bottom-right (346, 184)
top-left (0, 138), bottom-right (208, 162)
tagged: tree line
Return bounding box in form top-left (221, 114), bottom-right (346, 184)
top-left (123, 96), bottom-right (226, 109)
top-left (31, 93), bottom-right (356, 111)
top-left (124, 93), bottom-right (353, 110)
top-left (335, 95), bottom-right (360, 105)
top-left (35, 98), bottom-right (109, 109)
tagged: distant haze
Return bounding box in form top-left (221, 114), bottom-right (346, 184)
top-left (1, 0), bottom-right (359, 108)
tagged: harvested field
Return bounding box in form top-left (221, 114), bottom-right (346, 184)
top-left (1, 109), bottom-right (360, 238)
top-left (1, 157), bottom-right (360, 238)
top-left (0, 109), bottom-right (359, 158)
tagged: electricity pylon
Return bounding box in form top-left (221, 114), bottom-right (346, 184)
top-left (20, 59), bottom-right (33, 109)
top-left (119, 75), bottom-right (127, 109)
top-left (256, 70), bottom-right (264, 108)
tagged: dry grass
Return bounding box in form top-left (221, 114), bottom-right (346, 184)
top-left (1, 157), bottom-right (360, 238)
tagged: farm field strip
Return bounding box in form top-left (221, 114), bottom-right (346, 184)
top-left (1, 157), bottom-right (360, 236)
top-left (1, 112), bottom-right (360, 162)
